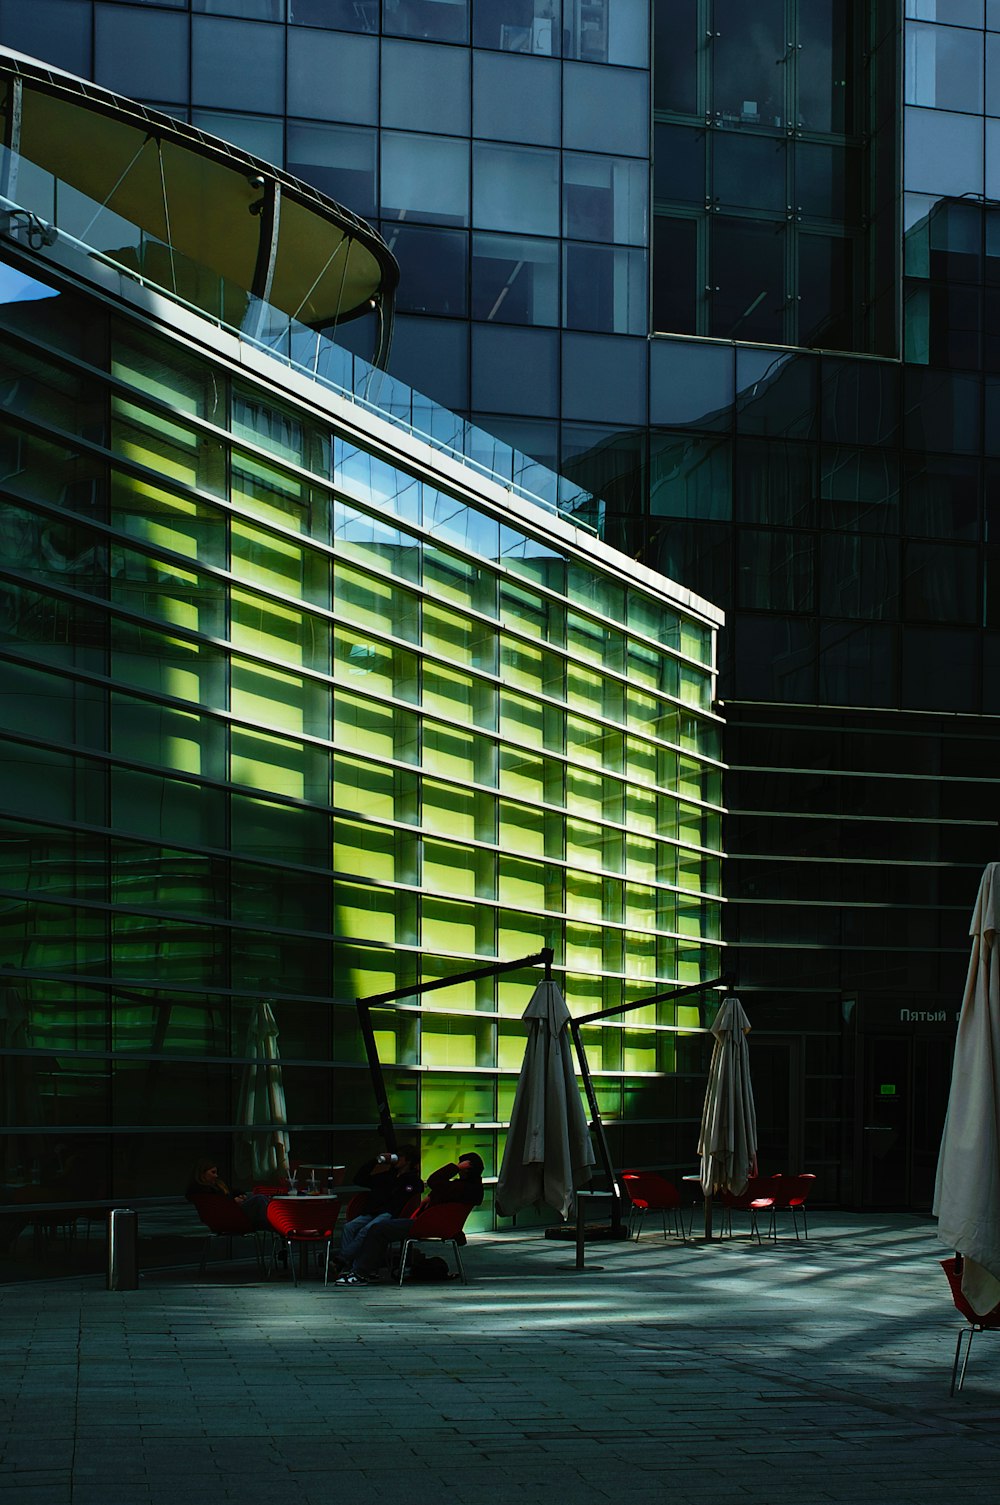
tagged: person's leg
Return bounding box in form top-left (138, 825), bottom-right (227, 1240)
top-left (352, 1216), bottom-right (411, 1277)
top-left (239, 1194), bottom-right (270, 1230)
top-left (338, 1211), bottom-right (386, 1263)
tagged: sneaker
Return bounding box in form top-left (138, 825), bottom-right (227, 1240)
top-left (335, 1271), bottom-right (368, 1286)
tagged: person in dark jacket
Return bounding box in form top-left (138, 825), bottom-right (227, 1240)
top-left (335, 1145), bottom-right (421, 1271)
top-left (335, 1152), bottom-right (483, 1285)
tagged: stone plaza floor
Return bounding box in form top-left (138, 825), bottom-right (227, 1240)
top-left (2, 1211), bottom-right (999, 1505)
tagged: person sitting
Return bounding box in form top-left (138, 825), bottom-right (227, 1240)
top-left (185, 1159), bottom-right (271, 1231)
top-left (335, 1145), bottom-right (421, 1272)
top-left (335, 1151), bottom-right (484, 1286)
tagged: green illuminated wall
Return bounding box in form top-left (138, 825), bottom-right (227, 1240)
top-left (0, 253), bottom-right (723, 1257)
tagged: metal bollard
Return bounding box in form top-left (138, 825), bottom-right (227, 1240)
top-left (107, 1207), bottom-right (138, 1290)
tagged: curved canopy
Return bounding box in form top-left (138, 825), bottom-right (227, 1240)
top-left (0, 47), bottom-right (397, 355)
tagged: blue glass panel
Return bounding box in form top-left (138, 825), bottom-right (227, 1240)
top-left (473, 52), bottom-right (560, 146)
top-left (901, 627), bottom-right (977, 712)
top-left (0, 0), bottom-right (92, 74)
top-left (288, 30), bottom-right (378, 125)
top-left (388, 316), bottom-right (470, 414)
top-left (382, 41), bottom-right (470, 136)
top-left (194, 0), bottom-right (284, 16)
top-left (564, 154), bottom-right (647, 245)
top-left (290, 0), bottom-right (378, 29)
top-left (818, 623), bottom-right (895, 709)
top-left (906, 23), bottom-right (983, 114)
top-left (382, 132), bottom-right (470, 226)
top-left (653, 0), bottom-right (697, 113)
top-left (563, 63), bottom-right (648, 157)
top-left (908, 0), bottom-right (984, 26)
top-left (384, 224), bottom-right (468, 317)
top-left (712, 134), bottom-right (786, 214)
top-left (653, 124), bottom-right (705, 206)
top-left (472, 233), bottom-right (558, 326)
top-left (563, 245), bottom-right (646, 335)
top-left (472, 325), bottom-right (558, 417)
top-left (288, 123), bottom-right (377, 220)
top-left (561, 333), bottom-right (646, 424)
top-left (384, 0), bottom-right (468, 43)
top-left (649, 340), bottom-right (734, 431)
top-left (95, 7), bottom-right (189, 102)
top-left (651, 216), bottom-right (698, 335)
top-left (564, 0), bottom-right (646, 66)
top-left (904, 107), bottom-right (984, 197)
top-left (473, 143), bottom-right (559, 236)
top-left (191, 111), bottom-right (283, 163)
top-left (192, 18), bottom-right (285, 112)
top-left (904, 368), bottom-right (982, 454)
top-left (473, 0), bottom-right (559, 56)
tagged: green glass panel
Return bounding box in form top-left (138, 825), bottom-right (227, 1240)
top-left (231, 656), bottom-right (328, 739)
top-left (231, 793), bottom-right (328, 864)
top-left (499, 856), bottom-right (547, 911)
top-left (111, 693), bottom-right (224, 779)
top-left (423, 780), bottom-right (475, 841)
top-left (624, 834), bottom-right (656, 883)
top-left (111, 767), bottom-right (225, 847)
top-left (423, 542), bottom-right (498, 618)
top-left (421, 1076), bottom-right (494, 1123)
top-left (425, 840), bottom-right (477, 899)
top-left (111, 912), bottom-right (222, 985)
top-left (0, 339), bottom-right (105, 441)
top-left (230, 725), bottom-right (328, 802)
top-left (334, 821), bottom-right (395, 883)
top-left (113, 321), bottom-right (224, 422)
top-left (232, 447), bottom-right (310, 532)
top-left (112, 545), bottom-right (225, 638)
top-left (565, 817), bottom-right (603, 873)
top-left (112, 470), bottom-right (226, 567)
top-left (231, 589), bottom-right (328, 673)
top-left (332, 628), bottom-right (417, 703)
top-left (626, 786), bottom-right (657, 836)
top-left (422, 720), bottom-right (476, 782)
top-left (499, 691), bottom-right (545, 750)
top-left (332, 496), bottom-right (422, 583)
top-left (422, 897), bottom-right (480, 957)
top-left (333, 755), bottom-right (396, 822)
top-left (112, 395), bottom-right (226, 496)
top-left (111, 842), bottom-right (221, 916)
top-left (499, 800), bottom-right (545, 859)
top-left (233, 518), bottom-right (329, 605)
top-left (334, 559), bottom-right (415, 641)
top-left (231, 860), bottom-right (329, 931)
top-left (111, 620), bottom-right (225, 707)
top-left (0, 419), bottom-right (105, 518)
top-left (421, 1025), bottom-right (479, 1069)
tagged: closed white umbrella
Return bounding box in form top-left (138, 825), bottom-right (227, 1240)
top-left (698, 995), bottom-right (758, 1235)
top-left (935, 862), bottom-right (1000, 1315)
top-left (236, 1000), bottom-right (291, 1185)
top-left (496, 978), bottom-right (596, 1221)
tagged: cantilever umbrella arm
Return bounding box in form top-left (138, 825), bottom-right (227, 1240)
top-left (568, 972), bottom-right (732, 1236)
top-left (356, 948), bottom-right (554, 1152)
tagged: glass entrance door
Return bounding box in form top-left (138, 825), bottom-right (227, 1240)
top-left (860, 1034), bottom-right (953, 1210)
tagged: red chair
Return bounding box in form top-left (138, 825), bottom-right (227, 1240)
top-left (266, 1197), bottom-right (341, 1286)
top-left (393, 1199), bottom-right (474, 1286)
top-left (769, 1173), bottom-right (816, 1239)
top-left (620, 1171), bottom-right (687, 1242)
top-left (719, 1177), bottom-right (776, 1244)
top-left (190, 1194), bottom-right (266, 1276)
top-left (943, 1256), bottom-right (1000, 1394)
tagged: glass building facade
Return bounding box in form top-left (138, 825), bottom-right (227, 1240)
top-left (3, 0), bottom-right (1000, 1223)
top-left (0, 50), bottom-right (725, 1276)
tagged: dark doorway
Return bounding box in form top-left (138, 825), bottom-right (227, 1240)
top-left (859, 1034), bottom-right (954, 1210)
top-left (753, 1034), bottom-right (804, 1173)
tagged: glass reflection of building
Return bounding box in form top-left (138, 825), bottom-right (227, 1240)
top-left (0, 47), bottom-right (725, 1275)
top-left (4, 0), bottom-right (1000, 1222)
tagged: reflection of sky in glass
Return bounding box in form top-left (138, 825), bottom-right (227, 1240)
top-left (0, 263), bottom-right (57, 304)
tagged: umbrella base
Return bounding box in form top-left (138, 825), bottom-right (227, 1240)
top-left (544, 1223), bottom-right (629, 1242)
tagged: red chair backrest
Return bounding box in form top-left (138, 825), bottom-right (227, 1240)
top-left (343, 1193), bottom-right (369, 1220)
top-left (191, 1194), bottom-right (255, 1236)
top-left (407, 1199), bottom-right (473, 1240)
top-left (619, 1172), bottom-right (679, 1210)
top-left (784, 1174), bottom-right (816, 1208)
top-left (722, 1176), bottom-right (775, 1211)
top-left (942, 1257), bottom-right (1000, 1327)
top-left (266, 1198), bottom-right (340, 1238)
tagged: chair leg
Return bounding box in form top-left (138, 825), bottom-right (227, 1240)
top-left (323, 1238), bottom-right (331, 1286)
top-left (399, 1238), bottom-right (413, 1286)
top-left (953, 1325), bottom-right (978, 1395)
top-left (288, 1239), bottom-right (298, 1287)
top-left (451, 1239), bottom-right (467, 1284)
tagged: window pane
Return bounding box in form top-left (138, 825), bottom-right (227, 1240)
top-left (382, 132), bottom-right (470, 226)
top-left (473, 143), bottom-right (559, 236)
top-left (563, 62), bottom-right (648, 156)
top-left (472, 233), bottom-right (558, 326)
top-left (191, 17), bottom-right (284, 112)
top-left (287, 29), bottom-right (377, 124)
top-left (382, 41), bottom-right (470, 135)
top-left (710, 219), bottom-right (786, 344)
top-left (712, 0), bottom-right (785, 128)
top-left (651, 217), bottom-right (697, 335)
top-left (653, 0), bottom-right (698, 113)
top-left (289, 123), bottom-right (377, 220)
top-left (653, 124), bottom-right (705, 206)
top-left (384, 224), bottom-right (468, 318)
top-left (95, 7), bottom-right (189, 101)
top-left (384, 0), bottom-right (468, 43)
top-left (289, 0), bottom-right (378, 28)
top-left (473, 51), bottom-right (560, 145)
top-left (564, 0), bottom-right (646, 66)
top-left (564, 244), bottom-right (646, 334)
top-left (906, 23), bottom-right (984, 114)
top-left (564, 154), bottom-right (647, 245)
